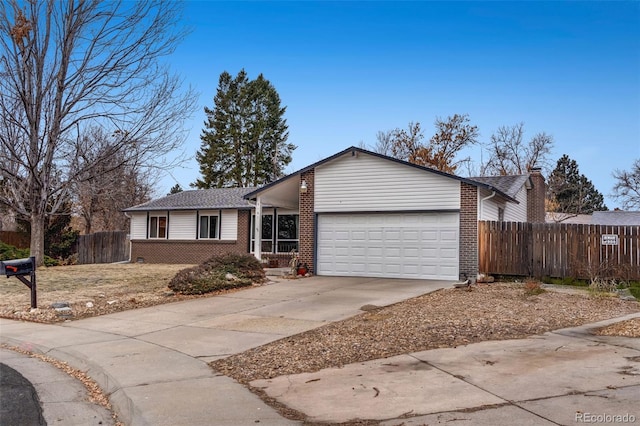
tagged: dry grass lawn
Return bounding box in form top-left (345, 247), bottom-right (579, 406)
top-left (0, 263), bottom-right (194, 322)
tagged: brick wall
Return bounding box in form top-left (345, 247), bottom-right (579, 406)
top-left (459, 182), bottom-right (478, 281)
top-left (130, 210), bottom-right (250, 264)
top-left (527, 168), bottom-right (546, 223)
top-left (298, 170), bottom-right (315, 273)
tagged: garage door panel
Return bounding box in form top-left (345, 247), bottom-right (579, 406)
top-left (317, 212), bottom-right (459, 280)
top-left (368, 231), bottom-right (383, 241)
top-left (368, 246), bottom-right (383, 257)
top-left (403, 247), bottom-right (420, 258)
top-left (441, 230), bottom-right (458, 242)
top-left (440, 248), bottom-right (458, 259)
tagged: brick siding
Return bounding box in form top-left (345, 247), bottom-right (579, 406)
top-left (459, 182), bottom-right (478, 281)
top-left (130, 210), bottom-right (250, 264)
top-left (298, 170), bottom-right (315, 273)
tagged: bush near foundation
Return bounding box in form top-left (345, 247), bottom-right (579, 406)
top-left (168, 254), bottom-right (267, 295)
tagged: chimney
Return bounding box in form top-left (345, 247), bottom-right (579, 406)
top-left (527, 167), bottom-right (546, 223)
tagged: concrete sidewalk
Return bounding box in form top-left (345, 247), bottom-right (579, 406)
top-left (252, 312), bottom-right (640, 425)
top-left (0, 276), bottom-right (449, 425)
top-left (0, 349), bottom-right (113, 425)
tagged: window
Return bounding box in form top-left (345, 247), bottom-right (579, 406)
top-left (149, 215), bottom-right (167, 239)
top-left (277, 214), bottom-right (299, 252)
top-left (251, 212), bottom-right (299, 253)
top-left (251, 214), bottom-right (273, 252)
top-left (199, 215), bottom-right (219, 239)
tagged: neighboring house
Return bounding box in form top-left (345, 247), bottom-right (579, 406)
top-left (544, 211), bottom-right (640, 225)
top-left (125, 146), bottom-right (546, 281)
top-left (592, 211), bottom-right (640, 226)
top-left (545, 212), bottom-right (593, 224)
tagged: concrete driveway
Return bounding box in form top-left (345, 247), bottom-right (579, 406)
top-left (252, 313), bottom-right (640, 425)
top-left (0, 276), bottom-right (451, 425)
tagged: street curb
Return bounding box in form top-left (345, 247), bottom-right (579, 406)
top-left (0, 334), bottom-right (135, 425)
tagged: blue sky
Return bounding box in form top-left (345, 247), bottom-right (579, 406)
top-left (164, 1), bottom-right (640, 209)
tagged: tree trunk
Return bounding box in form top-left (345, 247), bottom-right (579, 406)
top-left (30, 210), bottom-right (45, 267)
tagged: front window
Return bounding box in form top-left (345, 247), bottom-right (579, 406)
top-left (149, 215), bottom-right (166, 238)
top-left (277, 214), bottom-right (299, 252)
top-left (199, 215), bottom-right (219, 239)
top-left (251, 213), bottom-right (298, 253)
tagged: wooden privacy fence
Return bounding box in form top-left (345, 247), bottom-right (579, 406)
top-left (77, 231), bottom-right (129, 264)
top-left (478, 221), bottom-right (640, 280)
top-left (0, 231), bottom-right (30, 249)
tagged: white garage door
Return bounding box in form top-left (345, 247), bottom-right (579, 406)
top-left (317, 212), bottom-right (459, 280)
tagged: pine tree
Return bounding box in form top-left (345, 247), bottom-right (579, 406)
top-left (168, 184), bottom-right (183, 195)
top-left (194, 70), bottom-right (294, 188)
top-left (547, 154), bottom-right (608, 214)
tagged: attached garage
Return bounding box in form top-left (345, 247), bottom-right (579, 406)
top-left (244, 146), bottom-right (528, 282)
top-left (317, 212), bottom-right (459, 280)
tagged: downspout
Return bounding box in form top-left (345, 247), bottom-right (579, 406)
top-left (479, 191), bottom-right (496, 220)
top-left (123, 212), bottom-right (132, 263)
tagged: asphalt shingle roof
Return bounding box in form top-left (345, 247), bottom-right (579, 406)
top-left (591, 211), bottom-right (640, 226)
top-left (469, 175), bottom-right (530, 199)
top-left (123, 187), bottom-right (259, 212)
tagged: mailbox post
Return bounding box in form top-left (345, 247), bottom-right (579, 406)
top-left (1, 256), bottom-right (37, 309)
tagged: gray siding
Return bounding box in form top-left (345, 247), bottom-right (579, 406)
top-left (168, 211), bottom-right (195, 240)
top-left (130, 213), bottom-right (147, 240)
top-left (221, 209), bottom-right (238, 240)
top-left (504, 186), bottom-right (528, 222)
top-left (315, 152), bottom-right (460, 212)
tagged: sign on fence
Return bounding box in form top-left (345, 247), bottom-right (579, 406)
top-left (601, 234), bottom-right (619, 246)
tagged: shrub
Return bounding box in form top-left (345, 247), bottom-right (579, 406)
top-left (629, 284), bottom-right (640, 299)
top-left (0, 242), bottom-right (29, 261)
top-left (523, 280), bottom-right (545, 296)
top-left (0, 242), bottom-right (59, 267)
top-left (168, 254), bottom-right (267, 295)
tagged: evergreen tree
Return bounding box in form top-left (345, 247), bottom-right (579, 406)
top-left (194, 70), bottom-right (294, 188)
top-left (168, 184), bottom-right (183, 195)
top-left (547, 154), bottom-right (608, 214)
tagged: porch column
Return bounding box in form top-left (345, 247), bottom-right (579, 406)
top-left (254, 196), bottom-right (262, 261)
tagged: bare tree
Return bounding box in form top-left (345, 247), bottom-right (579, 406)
top-left (612, 159), bottom-right (640, 210)
top-left (388, 122), bottom-right (424, 161)
top-left (0, 1), bottom-right (196, 264)
top-left (73, 127), bottom-right (153, 234)
top-left (482, 123), bottom-right (554, 176)
top-left (412, 114), bottom-right (478, 174)
top-left (372, 130), bottom-right (394, 156)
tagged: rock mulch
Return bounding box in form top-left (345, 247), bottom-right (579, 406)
top-left (593, 317), bottom-right (640, 337)
top-left (211, 283), bottom-right (640, 384)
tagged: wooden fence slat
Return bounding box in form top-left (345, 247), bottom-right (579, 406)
top-left (77, 231), bottom-right (129, 264)
top-left (0, 231), bottom-right (30, 249)
top-left (478, 221), bottom-right (640, 280)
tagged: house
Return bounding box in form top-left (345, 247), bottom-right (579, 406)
top-left (545, 212), bottom-right (593, 224)
top-left (124, 146), bottom-right (546, 280)
top-left (592, 211), bottom-right (640, 226)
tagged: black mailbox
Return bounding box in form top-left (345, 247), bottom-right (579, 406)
top-left (1, 257), bottom-right (35, 277)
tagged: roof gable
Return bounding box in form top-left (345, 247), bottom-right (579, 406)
top-left (244, 146), bottom-right (518, 203)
